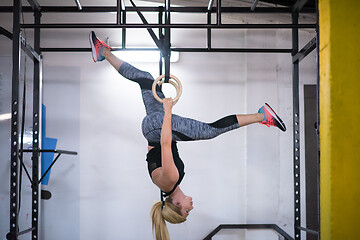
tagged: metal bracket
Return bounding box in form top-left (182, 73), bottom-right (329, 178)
top-left (292, 37), bottom-right (316, 63)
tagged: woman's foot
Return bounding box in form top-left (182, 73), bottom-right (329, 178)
top-left (89, 31), bottom-right (112, 62)
top-left (258, 103), bottom-right (286, 132)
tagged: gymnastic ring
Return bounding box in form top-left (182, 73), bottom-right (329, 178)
top-left (152, 74), bottom-right (182, 105)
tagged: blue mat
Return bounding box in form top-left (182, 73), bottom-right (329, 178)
top-left (41, 104), bottom-right (58, 185)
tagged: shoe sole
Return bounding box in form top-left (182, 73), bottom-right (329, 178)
top-left (89, 31), bottom-right (97, 62)
top-left (264, 103), bottom-right (286, 132)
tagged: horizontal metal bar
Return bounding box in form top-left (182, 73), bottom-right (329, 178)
top-left (40, 47), bottom-right (292, 53)
top-left (21, 23), bottom-right (316, 29)
top-left (21, 149), bottom-right (78, 155)
top-left (0, 6), bottom-right (316, 13)
top-left (292, 36), bottom-right (316, 62)
top-left (0, 26), bottom-right (12, 39)
top-left (173, 48), bottom-right (292, 53)
top-left (296, 226), bottom-right (319, 235)
top-left (18, 227), bottom-right (36, 236)
top-left (203, 224), bottom-right (294, 240)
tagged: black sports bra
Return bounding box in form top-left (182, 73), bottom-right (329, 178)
top-left (146, 142), bottom-right (185, 196)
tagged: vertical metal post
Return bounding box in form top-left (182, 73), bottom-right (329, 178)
top-left (292, 12), bottom-right (301, 240)
top-left (9, 0), bottom-right (21, 239)
top-left (216, 0), bottom-right (221, 25)
top-left (117, 0), bottom-right (121, 25)
top-left (32, 10), bottom-right (41, 240)
top-left (164, 0), bottom-right (171, 82)
top-left (315, 0), bottom-right (320, 239)
top-left (207, 10), bottom-right (212, 50)
top-left (158, 7), bottom-right (164, 76)
top-left (122, 8), bottom-right (126, 49)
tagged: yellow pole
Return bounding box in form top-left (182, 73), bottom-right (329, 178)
top-left (319, 0), bottom-right (360, 239)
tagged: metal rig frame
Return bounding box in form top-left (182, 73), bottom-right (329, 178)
top-left (0, 0), bottom-right (319, 239)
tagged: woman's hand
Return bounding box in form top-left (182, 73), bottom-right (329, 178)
top-left (163, 98), bottom-right (174, 113)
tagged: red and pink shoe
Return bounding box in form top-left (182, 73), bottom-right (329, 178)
top-left (258, 103), bottom-right (286, 132)
top-left (89, 31), bottom-right (112, 62)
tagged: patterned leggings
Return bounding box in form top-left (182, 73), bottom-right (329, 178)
top-left (118, 62), bottom-right (240, 146)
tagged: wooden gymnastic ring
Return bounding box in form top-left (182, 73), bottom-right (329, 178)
top-left (152, 74), bottom-right (182, 105)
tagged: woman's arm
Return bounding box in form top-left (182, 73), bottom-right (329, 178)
top-left (159, 98), bottom-right (179, 186)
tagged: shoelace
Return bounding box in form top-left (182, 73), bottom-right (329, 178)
top-left (95, 39), bottom-right (105, 49)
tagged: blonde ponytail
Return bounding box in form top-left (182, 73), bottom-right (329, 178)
top-left (150, 198), bottom-right (187, 240)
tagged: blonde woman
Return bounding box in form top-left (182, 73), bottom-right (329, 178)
top-left (89, 31), bottom-right (286, 240)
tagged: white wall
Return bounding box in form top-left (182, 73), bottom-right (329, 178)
top-left (0, 2), bottom-right (317, 240)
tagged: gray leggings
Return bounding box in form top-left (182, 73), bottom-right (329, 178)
top-left (118, 62), bottom-right (240, 145)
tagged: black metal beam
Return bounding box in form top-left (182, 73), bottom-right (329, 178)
top-left (0, 26), bottom-right (12, 40)
top-left (128, 0), bottom-right (167, 57)
top-left (158, 8), bottom-right (164, 76)
top-left (173, 48), bottom-right (292, 53)
top-left (116, 0), bottom-right (124, 24)
top-left (207, 9), bottom-right (211, 50)
top-left (203, 224), bottom-right (294, 240)
top-left (292, 11), bottom-right (301, 240)
top-left (26, 0), bottom-right (40, 12)
top-left (0, 6), bottom-right (316, 13)
top-left (164, 0), bottom-right (171, 82)
top-left (18, 155), bottom-right (32, 184)
top-left (251, 0), bottom-right (260, 11)
top-left (19, 148), bottom-right (78, 185)
top-left (18, 227), bottom-right (36, 237)
top-left (0, 27), bottom-right (40, 62)
top-left (296, 226), bottom-right (319, 235)
top-left (39, 47), bottom-right (292, 53)
top-left (20, 34), bottom-right (41, 62)
top-left (293, 0), bottom-right (310, 12)
top-left (20, 23), bottom-right (316, 29)
top-left (216, 0), bottom-right (221, 25)
top-left (39, 153), bottom-right (62, 184)
top-left (9, 0), bottom-right (21, 239)
top-left (315, 0), bottom-right (321, 238)
top-left (292, 37), bottom-right (316, 62)
top-left (122, 8), bottom-right (126, 48)
top-left (262, 0), bottom-right (314, 9)
top-left (32, 10), bottom-right (41, 240)
top-left (22, 149), bottom-right (78, 155)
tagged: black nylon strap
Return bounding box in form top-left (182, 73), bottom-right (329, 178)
top-left (161, 190), bottom-right (165, 210)
top-left (128, 0), bottom-right (167, 56)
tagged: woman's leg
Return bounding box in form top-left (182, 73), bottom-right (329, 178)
top-left (103, 48), bottom-right (124, 71)
top-left (170, 113), bottom-right (264, 141)
top-left (236, 113), bottom-right (264, 127)
top-left (90, 31), bottom-right (165, 115)
top-left (142, 107), bottom-right (284, 144)
top-left (142, 112), bottom-right (264, 143)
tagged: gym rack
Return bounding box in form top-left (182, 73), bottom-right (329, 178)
top-left (0, 0), bottom-right (319, 239)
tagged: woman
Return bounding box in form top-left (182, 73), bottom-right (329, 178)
top-left (89, 31), bottom-right (286, 240)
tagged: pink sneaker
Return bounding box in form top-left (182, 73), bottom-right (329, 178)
top-left (89, 31), bottom-right (112, 62)
top-left (258, 103), bottom-right (286, 132)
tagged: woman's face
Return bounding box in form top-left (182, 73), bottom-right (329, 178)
top-left (180, 196), bottom-right (194, 217)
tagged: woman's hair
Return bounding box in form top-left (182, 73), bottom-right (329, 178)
top-left (150, 197), bottom-right (187, 240)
